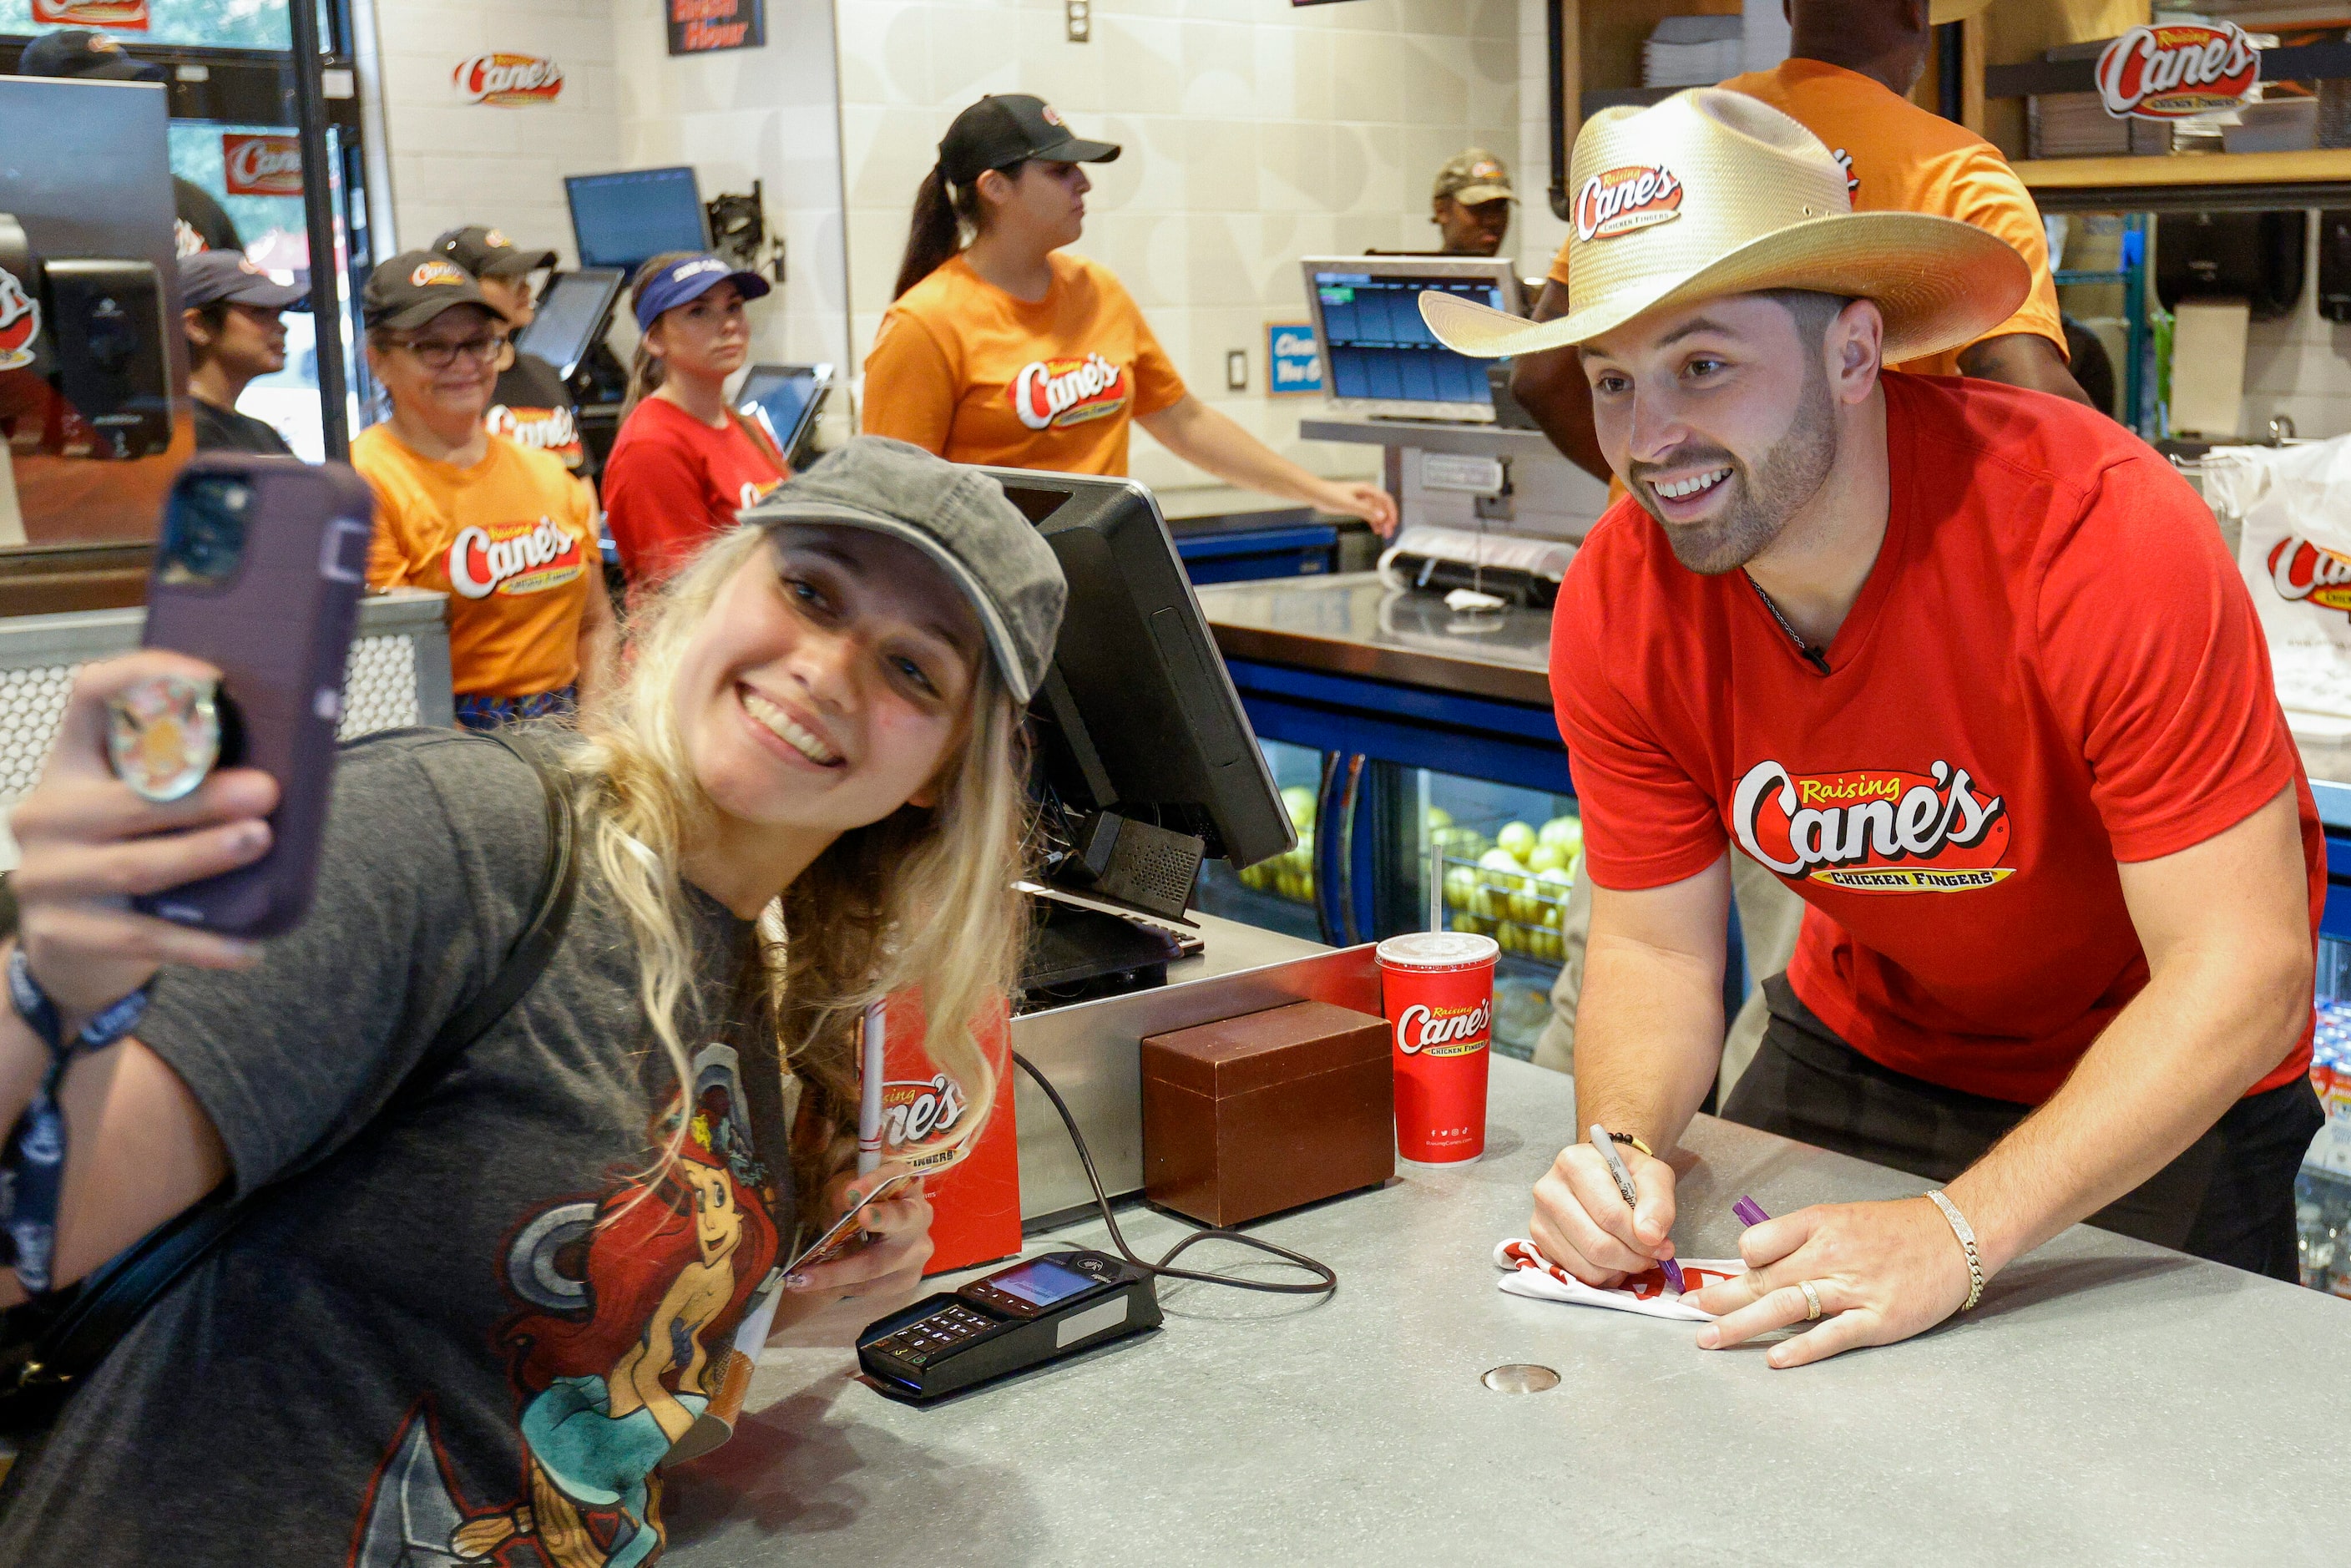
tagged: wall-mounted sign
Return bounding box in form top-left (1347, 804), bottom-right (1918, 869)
top-left (1266, 321), bottom-right (1322, 397)
top-left (32, 0), bottom-right (148, 31)
top-left (222, 134), bottom-right (301, 197)
top-left (669, 0), bottom-right (764, 55)
top-left (2096, 21), bottom-right (2259, 120)
top-left (453, 53), bottom-right (564, 107)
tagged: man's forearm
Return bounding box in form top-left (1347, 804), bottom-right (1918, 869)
top-left (1945, 945), bottom-right (2309, 1275)
top-left (1571, 933), bottom-right (1726, 1153)
top-left (1509, 347), bottom-right (1612, 483)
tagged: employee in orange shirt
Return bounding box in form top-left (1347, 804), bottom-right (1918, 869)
top-left (600, 251), bottom-right (788, 589)
top-left (864, 94), bottom-right (1396, 535)
top-left (351, 252), bottom-right (615, 730)
top-left (1524, 0), bottom-right (2093, 1094)
top-left (1513, 0), bottom-right (2090, 483)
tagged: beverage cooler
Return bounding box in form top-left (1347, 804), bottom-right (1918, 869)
top-left (1195, 739), bottom-right (1586, 1060)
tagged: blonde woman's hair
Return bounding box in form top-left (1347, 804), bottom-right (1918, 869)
top-left (566, 523), bottom-right (1031, 1213)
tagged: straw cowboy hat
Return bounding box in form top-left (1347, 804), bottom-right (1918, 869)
top-left (1930, 0), bottom-right (1991, 22)
top-left (1419, 89), bottom-right (2028, 366)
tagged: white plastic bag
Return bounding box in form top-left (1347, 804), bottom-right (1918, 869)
top-left (2222, 437), bottom-right (2351, 722)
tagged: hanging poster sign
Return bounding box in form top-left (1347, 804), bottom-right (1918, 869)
top-left (453, 53), bottom-right (565, 106)
top-left (32, 0), bottom-right (149, 31)
top-left (669, 0), bottom-right (765, 55)
top-left (2096, 21), bottom-right (2260, 120)
top-left (222, 134), bottom-right (302, 197)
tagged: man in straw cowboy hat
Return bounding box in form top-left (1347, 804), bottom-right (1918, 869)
top-left (1430, 89), bottom-right (2324, 1367)
top-left (1524, 0), bottom-right (2092, 1113)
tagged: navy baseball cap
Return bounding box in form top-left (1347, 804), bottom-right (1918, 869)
top-left (632, 254), bottom-right (769, 331)
top-left (179, 251), bottom-right (310, 312)
top-left (18, 29), bottom-right (163, 82)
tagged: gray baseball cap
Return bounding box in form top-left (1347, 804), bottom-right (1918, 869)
top-left (741, 438), bottom-right (1067, 705)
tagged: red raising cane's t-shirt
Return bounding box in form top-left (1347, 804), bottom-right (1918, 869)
top-left (601, 393), bottom-right (787, 587)
top-left (1552, 372), bottom-right (2323, 1105)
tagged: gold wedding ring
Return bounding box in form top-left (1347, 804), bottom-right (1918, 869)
top-left (1798, 1278), bottom-right (1823, 1323)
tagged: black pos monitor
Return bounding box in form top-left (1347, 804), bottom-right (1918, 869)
top-left (983, 468), bottom-right (1293, 999)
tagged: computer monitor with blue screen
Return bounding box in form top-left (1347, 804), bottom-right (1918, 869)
top-left (1299, 255), bottom-right (1526, 422)
top-left (565, 166), bottom-right (710, 274)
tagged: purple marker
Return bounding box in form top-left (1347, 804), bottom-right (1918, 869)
top-left (1590, 1123), bottom-right (1685, 1292)
top-left (1732, 1196), bottom-right (1771, 1228)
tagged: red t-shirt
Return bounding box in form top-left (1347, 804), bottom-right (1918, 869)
top-left (1553, 372), bottom-right (2323, 1105)
top-left (601, 394), bottom-right (786, 587)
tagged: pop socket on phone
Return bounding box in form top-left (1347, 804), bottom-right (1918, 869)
top-left (107, 675), bottom-right (224, 803)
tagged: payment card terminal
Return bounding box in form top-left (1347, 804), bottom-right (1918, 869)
top-left (857, 1249), bottom-right (1159, 1401)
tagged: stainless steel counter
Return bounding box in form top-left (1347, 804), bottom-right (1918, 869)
top-left (665, 1055), bottom-right (2347, 1565)
top-left (1196, 571), bottom-right (1554, 707)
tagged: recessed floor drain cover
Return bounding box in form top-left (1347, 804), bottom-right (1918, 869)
top-left (1483, 1363), bottom-right (1560, 1393)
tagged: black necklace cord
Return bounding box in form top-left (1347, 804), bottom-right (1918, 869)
top-left (1012, 1050), bottom-right (1338, 1297)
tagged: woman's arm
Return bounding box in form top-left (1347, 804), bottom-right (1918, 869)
top-left (0, 651), bottom-right (280, 1307)
top-left (1137, 394), bottom-right (1398, 536)
top-left (574, 569), bottom-right (618, 709)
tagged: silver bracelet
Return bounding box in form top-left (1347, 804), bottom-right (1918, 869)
top-left (1925, 1189), bottom-right (1984, 1311)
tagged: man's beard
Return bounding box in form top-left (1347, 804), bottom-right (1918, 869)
top-left (1631, 372), bottom-right (1838, 576)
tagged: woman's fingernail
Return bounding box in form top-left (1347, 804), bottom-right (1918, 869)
top-left (782, 1272), bottom-right (812, 1289)
top-left (1696, 1327), bottom-right (1720, 1348)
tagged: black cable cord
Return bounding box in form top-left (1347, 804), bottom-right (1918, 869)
top-left (1013, 1050), bottom-right (1337, 1297)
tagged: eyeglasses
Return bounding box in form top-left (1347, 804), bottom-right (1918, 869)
top-left (394, 332), bottom-right (509, 369)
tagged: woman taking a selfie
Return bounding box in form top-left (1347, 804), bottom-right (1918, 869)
top-left (602, 252), bottom-right (790, 592)
top-left (0, 437), bottom-right (1064, 1563)
top-left (864, 93), bottom-right (1397, 537)
top-left (352, 250), bottom-right (616, 731)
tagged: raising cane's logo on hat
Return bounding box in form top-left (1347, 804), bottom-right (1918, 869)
top-left (1734, 757), bottom-right (2012, 893)
top-left (453, 53), bottom-right (564, 106)
top-left (447, 517), bottom-right (584, 599)
top-left (2096, 21), bottom-right (2259, 120)
top-left (0, 270), bottom-right (41, 372)
top-left (1573, 164), bottom-right (1684, 243)
top-left (1009, 352), bottom-right (1127, 431)
top-left (409, 258), bottom-right (470, 288)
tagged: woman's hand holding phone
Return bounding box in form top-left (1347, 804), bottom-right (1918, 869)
top-left (8, 652), bottom-right (279, 1020)
top-left (766, 1159), bottom-right (935, 1347)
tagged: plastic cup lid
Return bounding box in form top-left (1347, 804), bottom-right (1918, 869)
top-left (1375, 931), bottom-right (1500, 971)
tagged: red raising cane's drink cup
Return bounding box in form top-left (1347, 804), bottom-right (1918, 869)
top-left (1376, 931), bottom-right (1499, 1165)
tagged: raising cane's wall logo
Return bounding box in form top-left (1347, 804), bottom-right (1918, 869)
top-left (1734, 758), bottom-right (2012, 893)
top-left (2265, 535), bottom-right (2351, 614)
top-left (2096, 22), bottom-right (2259, 120)
top-left (1573, 164), bottom-right (1683, 243)
top-left (453, 53), bottom-right (564, 106)
top-left (447, 517), bottom-right (584, 599)
top-left (1395, 999), bottom-right (1491, 1058)
top-left (0, 270), bottom-right (41, 372)
top-left (222, 134), bottom-right (302, 197)
top-left (1008, 353), bottom-right (1127, 431)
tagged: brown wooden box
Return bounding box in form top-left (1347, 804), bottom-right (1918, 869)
top-left (1140, 999), bottom-right (1394, 1227)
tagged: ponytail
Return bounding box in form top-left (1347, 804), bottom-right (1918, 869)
top-left (892, 159), bottom-right (1017, 300)
top-left (620, 249), bottom-right (709, 419)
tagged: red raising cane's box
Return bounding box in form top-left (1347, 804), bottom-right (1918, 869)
top-left (868, 989), bottom-right (1021, 1275)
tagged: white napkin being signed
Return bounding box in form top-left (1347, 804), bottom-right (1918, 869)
top-left (1494, 1239), bottom-right (1746, 1322)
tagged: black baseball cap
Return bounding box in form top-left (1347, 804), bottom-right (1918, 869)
top-left (18, 28), bottom-right (164, 82)
top-left (361, 250), bottom-right (498, 333)
top-left (939, 94), bottom-right (1119, 186)
top-left (179, 251), bottom-right (310, 312)
top-left (432, 225), bottom-right (558, 280)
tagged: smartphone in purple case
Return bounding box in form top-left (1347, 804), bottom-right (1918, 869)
top-left (132, 453), bottom-right (375, 937)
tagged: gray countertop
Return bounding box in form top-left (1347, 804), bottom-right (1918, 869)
top-left (1196, 571), bottom-right (1555, 708)
top-left (661, 1057), bottom-right (2348, 1565)
top-left (1301, 412), bottom-right (1574, 463)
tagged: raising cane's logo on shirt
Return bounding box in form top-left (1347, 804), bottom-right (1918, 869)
top-left (484, 402), bottom-right (580, 456)
top-left (0, 269), bottom-right (39, 372)
top-left (2265, 535), bottom-right (2351, 615)
top-left (447, 516), bottom-right (584, 599)
top-left (1734, 758), bottom-right (2012, 893)
top-left (1573, 164), bottom-right (1683, 242)
top-left (1009, 353), bottom-right (1128, 431)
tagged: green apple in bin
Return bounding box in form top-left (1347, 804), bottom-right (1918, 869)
top-left (1539, 815), bottom-right (1581, 851)
top-left (1537, 866), bottom-right (1573, 928)
top-left (1281, 786), bottom-right (1317, 832)
top-left (1496, 821), bottom-right (1537, 862)
top-left (1443, 865), bottom-right (1478, 911)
